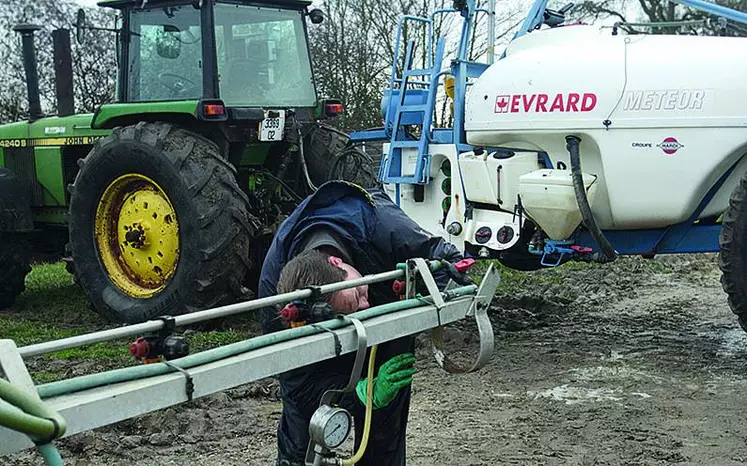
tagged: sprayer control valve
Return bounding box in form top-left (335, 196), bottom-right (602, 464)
top-left (392, 280), bottom-right (406, 295)
top-left (162, 334), bottom-right (189, 360)
top-left (129, 337), bottom-right (151, 359)
top-left (281, 303), bottom-right (300, 323)
top-left (454, 258), bottom-right (476, 273)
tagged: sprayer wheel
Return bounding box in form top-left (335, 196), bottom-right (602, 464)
top-left (719, 169), bottom-right (747, 332)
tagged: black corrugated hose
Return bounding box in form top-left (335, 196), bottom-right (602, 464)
top-left (566, 135), bottom-right (617, 262)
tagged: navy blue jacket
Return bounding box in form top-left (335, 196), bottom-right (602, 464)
top-left (258, 181), bottom-right (462, 466)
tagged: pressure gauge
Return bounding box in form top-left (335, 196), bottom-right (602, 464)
top-left (309, 405), bottom-right (352, 449)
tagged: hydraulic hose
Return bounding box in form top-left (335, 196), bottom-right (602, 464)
top-left (342, 345), bottom-right (377, 466)
top-left (0, 379), bottom-right (67, 439)
top-left (36, 285), bottom-right (477, 399)
top-left (565, 135), bottom-right (617, 261)
top-left (0, 378), bottom-right (66, 466)
top-left (37, 443), bottom-right (64, 466)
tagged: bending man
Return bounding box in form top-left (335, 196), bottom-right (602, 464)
top-left (258, 181), bottom-right (464, 466)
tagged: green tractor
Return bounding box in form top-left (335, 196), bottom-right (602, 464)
top-left (0, 0), bottom-right (373, 323)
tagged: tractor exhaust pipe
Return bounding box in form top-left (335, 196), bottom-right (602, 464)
top-left (53, 29), bottom-right (75, 117)
top-left (566, 135), bottom-right (617, 262)
top-left (13, 24), bottom-right (44, 122)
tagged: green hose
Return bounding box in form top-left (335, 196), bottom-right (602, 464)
top-left (37, 285), bottom-right (476, 399)
top-left (0, 378), bottom-right (66, 466)
top-left (0, 402), bottom-right (58, 438)
top-left (37, 443), bottom-right (64, 466)
top-left (0, 379), bottom-right (67, 439)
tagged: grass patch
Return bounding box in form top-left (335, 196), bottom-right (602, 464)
top-left (187, 330), bottom-right (249, 353)
top-left (31, 370), bottom-right (68, 385)
top-left (2, 261), bottom-right (254, 376)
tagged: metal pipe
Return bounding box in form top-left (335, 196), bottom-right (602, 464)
top-left (670, 0), bottom-right (747, 25)
top-left (13, 24), bottom-right (44, 122)
top-left (52, 29), bottom-right (75, 117)
top-left (20, 268), bottom-right (407, 358)
top-left (36, 285), bottom-right (477, 399)
top-left (488, 0), bottom-right (496, 64)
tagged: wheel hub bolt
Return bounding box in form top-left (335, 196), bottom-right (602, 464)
top-left (125, 228), bottom-right (145, 249)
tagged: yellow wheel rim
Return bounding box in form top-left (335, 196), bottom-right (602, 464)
top-left (95, 174), bottom-right (180, 298)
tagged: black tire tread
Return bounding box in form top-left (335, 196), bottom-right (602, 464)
top-left (719, 170), bottom-right (747, 330)
top-left (0, 236), bottom-right (31, 309)
top-left (70, 122), bottom-right (259, 322)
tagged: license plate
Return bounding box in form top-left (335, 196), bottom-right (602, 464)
top-left (259, 110), bottom-right (285, 142)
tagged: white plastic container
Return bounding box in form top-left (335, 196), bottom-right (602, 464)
top-left (518, 169), bottom-right (598, 240)
top-left (458, 152), bottom-right (541, 207)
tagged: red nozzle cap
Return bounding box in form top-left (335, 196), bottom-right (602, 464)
top-left (281, 303), bottom-right (300, 323)
top-left (454, 258), bottom-right (476, 273)
top-left (392, 280), bottom-right (406, 295)
top-left (129, 337), bottom-right (150, 359)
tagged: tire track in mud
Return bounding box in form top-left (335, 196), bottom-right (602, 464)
top-left (409, 254), bottom-right (747, 466)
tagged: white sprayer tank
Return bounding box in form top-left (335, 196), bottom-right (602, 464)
top-left (464, 25), bottom-right (747, 232)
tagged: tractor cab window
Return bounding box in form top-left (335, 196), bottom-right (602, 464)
top-left (214, 4), bottom-right (316, 107)
top-left (127, 5), bottom-right (203, 102)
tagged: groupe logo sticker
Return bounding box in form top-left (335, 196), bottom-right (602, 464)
top-left (657, 137), bottom-right (684, 155)
top-left (631, 137), bottom-right (684, 155)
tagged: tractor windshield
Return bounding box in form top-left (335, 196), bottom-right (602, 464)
top-left (127, 5), bottom-right (203, 102)
top-left (213, 3), bottom-right (316, 107)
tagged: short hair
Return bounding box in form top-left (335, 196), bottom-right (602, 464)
top-left (277, 249), bottom-right (347, 299)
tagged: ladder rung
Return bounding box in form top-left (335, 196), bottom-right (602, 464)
top-left (404, 80), bottom-right (430, 86)
top-left (404, 69), bottom-right (433, 77)
top-left (391, 141), bottom-right (421, 149)
top-left (397, 105), bottom-right (427, 113)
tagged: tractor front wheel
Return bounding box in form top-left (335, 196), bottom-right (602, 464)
top-left (719, 169), bottom-right (747, 332)
top-left (0, 235), bottom-right (31, 309)
top-left (68, 122), bottom-right (257, 323)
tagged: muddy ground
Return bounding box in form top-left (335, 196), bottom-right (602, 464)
top-left (8, 254), bottom-right (747, 465)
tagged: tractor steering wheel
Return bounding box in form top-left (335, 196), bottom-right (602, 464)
top-left (157, 72), bottom-right (199, 97)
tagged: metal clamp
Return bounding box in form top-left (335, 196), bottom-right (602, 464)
top-left (431, 263), bottom-right (498, 374)
top-left (305, 316), bottom-right (368, 466)
top-left (162, 361), bottom-right (194, 402)
top-left (309, 323), bottom-right (343, 357)
top-left (410, 258), bottom-right (445, 310)
top-left (317, 316), bottom-right (367, 406)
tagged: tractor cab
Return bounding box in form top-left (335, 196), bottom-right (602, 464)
top-left (88, 0), bottom-right (323, 128)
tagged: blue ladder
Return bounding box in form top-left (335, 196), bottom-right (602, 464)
top-left (380, 37), bottom-right (446, 185)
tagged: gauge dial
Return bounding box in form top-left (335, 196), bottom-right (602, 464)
top-left (310, 405), bottom-right (352, 449)
top-left (324, 409), bottom-right (351, 448)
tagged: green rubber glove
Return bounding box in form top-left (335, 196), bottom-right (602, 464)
top-left (356, 353), bottom-right (417, 410)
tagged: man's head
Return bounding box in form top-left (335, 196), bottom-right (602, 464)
top-left (277, 249), bottom-right (370, 314)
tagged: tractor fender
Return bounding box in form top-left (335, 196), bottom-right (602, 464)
top-left (0, 168), bottom-right (34, 232)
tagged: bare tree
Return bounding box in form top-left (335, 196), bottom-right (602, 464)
top-left (0, 0), bottom-right (117, 123)
top-left (572, 0), bottom-right (747, 36)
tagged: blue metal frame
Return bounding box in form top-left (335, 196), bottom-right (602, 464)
top-left (671, 0), bottom-right (747, 24)
top-left (379, 38), bottom-right (446, 184)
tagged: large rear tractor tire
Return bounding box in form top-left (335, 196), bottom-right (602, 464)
top-left (0, 235), bottom-right (31, 309)
top-left (68, 122), bottom-right (258, 324)
top-left (719, 170), bottom-right (747, 331)
top-left (303, 123), bottom-right (378, 189)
